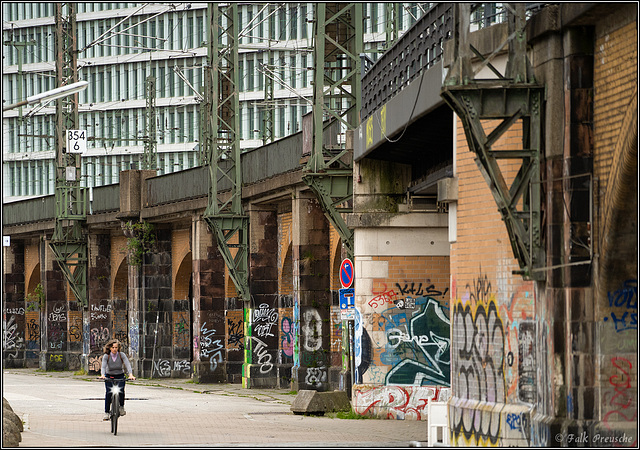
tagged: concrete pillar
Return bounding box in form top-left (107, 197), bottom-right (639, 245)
top-left (191, 217), bottom-right (227, 382)
top-left (291, 188), bottom-right (332, 391)
top-left (277, 205), bottom-right (295, 389)
top-left (141, 227), bottom-right (173, 378)
top-left (40, 238), bottom-right (67, 370)
top-left (3, 240), bottom-right (26, 367)
top-left (245, 205), bottom-right (280, 388)
top-left (86, 234), bottom-right (112, 374)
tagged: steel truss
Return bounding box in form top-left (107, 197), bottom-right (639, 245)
top-left (203, 4), bottom-right (249, 302)
top-left (49, 2), bottom-right (89, 306)
top-left (441, 3), bottom-right (545, 280)
top-left (303, 3), bottom-right (364, 260)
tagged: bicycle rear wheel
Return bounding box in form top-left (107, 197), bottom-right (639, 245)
top-left (111, 392), bottom-right (119, 435)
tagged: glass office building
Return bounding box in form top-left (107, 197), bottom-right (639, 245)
top-left (3, 3), bottom-right (429, 201)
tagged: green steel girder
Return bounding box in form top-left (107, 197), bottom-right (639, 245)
top-left (302, 170), bottom-right (354, 258)
top-left (441, 3), bottom-right (544, 281)
top-left (441, 84), bottom-right (544, 280)
top-left (303, 3), bottom-right (363, 261)
top-left (142, 75), bottom-right (157, 170)
top-left (203, 3), bottom-right (249, 302)
top-left (50, 2), bottom-right (88, 306)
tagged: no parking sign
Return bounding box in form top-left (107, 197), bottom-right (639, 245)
top-left (339, 258), bottom-right (354, 288)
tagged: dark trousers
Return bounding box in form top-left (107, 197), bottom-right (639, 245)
top-left (104, 374), bottom-right (126, 413)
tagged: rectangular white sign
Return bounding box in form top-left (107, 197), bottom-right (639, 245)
top-left (66, 166), bottom-right (76, 181)
top-left (67, 129), bottom-right (87, 154)
top-left (3, 236), bottom-right (10, 247)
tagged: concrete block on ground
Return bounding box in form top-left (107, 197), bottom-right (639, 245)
top-left (291, 390), bottom-right (351, 415)
top-left (3, 397), bottom-right (22, 447)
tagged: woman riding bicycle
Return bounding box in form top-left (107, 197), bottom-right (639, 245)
top-left (98, 339), bottom-right (136, 421)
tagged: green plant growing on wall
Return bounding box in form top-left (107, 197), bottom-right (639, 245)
top-left (124, 220), bottom-right (156, 267)
top-left (25, 283), bottom-right (44, 311)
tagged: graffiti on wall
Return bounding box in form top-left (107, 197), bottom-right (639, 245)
top-left (153, 359), bottom-right (191, 377)
top-left (200, 321), bottom-right (223, 372)
top-left (451, 292), bottom-right (506, 446)
top-left (25, 311), bottom-right (40, 357)
top-left (253, 303), bottom-right (278, 339)
top-left (330, 306), bottom-right (342, 355)
top-left (604, 279), bottom-right (637, 333)
top-left (68, 311), bottom-right (82, 342)
top-left (128, 317), bottom-right (139, 354)
top-left (384, 298), bottom-right (450, 386)
top-left (518, 321), bottom-right (536, 404)
top-left (279, 308), bottom-right (294, 362)
top-left (356, 287), bottom-right (450, 388)
top-left (3, 314), bottom-right (24, 358)
top-left (90, 326), bottom-right (110, 352)
top-left (90, 303), bottom-right (111, 321)
top-left (173, 311), bottom-right (190, 349)
top-left (353, 385), bottom-right (451, 420)
top-left (602, 356), bottom-right (638, 446)
top-left (48, 302), bottom-right (67, 351)
top-left (301, 308), bottom-right (322, 352)
top-left (304, 366), bottom-right (327, 388)
top-left (226, 310), bottom-right (244, 351)
top-left (250, 335), bottom-right (274, 374)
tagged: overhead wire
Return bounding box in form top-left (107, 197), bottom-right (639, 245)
top-left (4, 3), bottom-right (432, 172)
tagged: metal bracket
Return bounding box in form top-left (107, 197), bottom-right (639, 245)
top-left (441, 4), bottom-right (545, 280)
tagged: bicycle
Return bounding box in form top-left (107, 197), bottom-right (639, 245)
top-left (100, 376), bottom-right (127, 435)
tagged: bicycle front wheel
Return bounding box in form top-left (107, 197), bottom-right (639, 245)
top-left (111, 392), bottom-right (119, 435)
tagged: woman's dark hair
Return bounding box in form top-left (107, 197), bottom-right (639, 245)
top-left (103, 339), bottom-right (121, 355)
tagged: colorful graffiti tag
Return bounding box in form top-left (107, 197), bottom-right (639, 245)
top-left (451, 297), bottom-right (506, 446)
top-left (355, 296), bottom-right (450, 387)
top-left (353, 385), bottom-right (451, 420)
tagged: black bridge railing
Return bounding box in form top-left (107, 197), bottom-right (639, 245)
top-left (360, 3), bottom-right (551, 121)
top-left (361, 3), bottom-right (453, 121)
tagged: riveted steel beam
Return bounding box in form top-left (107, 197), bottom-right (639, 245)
top-left (441, 3), bottom-right (545, 280)
top-left (50, 2), bottom-right (88, 306)
top-left (303, 3), bottom-right (363, 260)
top-left (203, 3), bottom-right (249, 302)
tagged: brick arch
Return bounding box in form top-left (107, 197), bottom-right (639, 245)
top-left (329, 226), bottom-right (344, 291)
top-left (597, 86), bottom-right (638, 298)
top-left (26, 262), bottom-right (41, 296)
top-left (25, 243), bottom-right (40, 296)
top-left (174, 252), bottom-right (192, 300)
top-left (279, 212), bottom-right (293, 296)
top-left (111, 235), bottom-right (128, 299)
top-left (332, 239), bottom-right (342, 291)
top-left (281, 242), bottom-right (293, 296)
top-left (112, 259), bottom-right (128, 300)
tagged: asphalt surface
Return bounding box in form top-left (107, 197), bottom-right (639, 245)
top-left (3, 368), bottom-right (430, 448)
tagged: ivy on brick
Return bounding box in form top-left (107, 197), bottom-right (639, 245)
top-left (123, 220), bottom-right (156, 267)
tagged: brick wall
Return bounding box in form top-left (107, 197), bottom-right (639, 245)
top-left (278, 211), bottom-right (293, 296)
top-left (352, 253), bottom-right (451, 419)
top-left (172, 229), bottom-right (191, 300)
top-left (450, 116), bottom-right (537, 445)
top-left (593, 21), bottom-right (637, 198)
top-left (593, 16), bottom-right (638, 445)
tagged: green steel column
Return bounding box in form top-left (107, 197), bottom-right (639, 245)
top-left (49, 2), bottom-right (88, 307)
top-left (142, 76), bottom-right (157, 170)
top-left (203, 3), bottom-right (249, 302)
top-left (440, 3), bottom-right (544, 280)
top-left (303, 3), bottom-right (364, 260)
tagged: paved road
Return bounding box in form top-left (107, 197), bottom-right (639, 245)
top-left (3, 369), bottom-right (429, 448)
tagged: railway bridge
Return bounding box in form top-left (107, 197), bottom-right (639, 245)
top-left (3, 3), bottom-right (637, 447)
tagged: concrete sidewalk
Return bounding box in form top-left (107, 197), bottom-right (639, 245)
top-left (3, 368), bottom-right (430, 448)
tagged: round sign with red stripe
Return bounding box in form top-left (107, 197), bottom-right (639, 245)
top-left (339, 258), bottom-right (354, 288)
